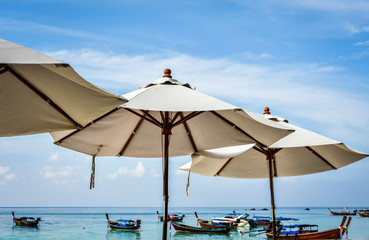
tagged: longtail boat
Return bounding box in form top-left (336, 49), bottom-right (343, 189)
top-left (211, 211), bottom-right (248, 225)
top-left (266, 216), bottom-right (351, 240)
top-left (12, 212), bottom-right (40, 227)
top-left (171, 221), bottom-right (230, 234)
top-left (156, 211), bottom-right (184, 222)
top-left (194, 212), bottom-right (234, 229)
top-left (328, 208), bottom-right (357, 215)
top-left (253, 216), bottom-right (272, 226)
top-left (357, 210), bottom-right (369, 217)
top-left (106, 213), bottom-right (141, 231)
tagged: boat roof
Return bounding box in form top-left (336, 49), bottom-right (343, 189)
top-left (276, 217), bottom-right (299, 221)
top-left (281, 224), bottom-right (318, 228)
top-left (253, 216), bottom-right (270, 218)
top-left (117, 219), bottom-right (130, 222)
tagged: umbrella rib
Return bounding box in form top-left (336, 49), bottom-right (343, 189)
top-left (215, 157), bottom-right (234, 176)
top-left (159, 111), bottom-right (165, 122)
top-left (141, 110), bottom-right (162, 127)
top-left (171, 112), bottom-right (181, 124)
top-left (211, 111), bottom-right (265, 147)
top-left (4, 64), bottom-right (82, 128)
top-left (55, 107), bottom-right (121, 144)
top-left (118, 115), bottom-right (145, 156)
top-left (253, 146), bottom-right (267, 155)
top-left (179, 112), bottom-right (198, 152)
top-left (124, 109), bottom-right (161, 128)
top-left (172, 111), bottom-right (204, 128)
top-left (306, 146), bottom-right (337, 170)
top-left (0, 66), bottom-right (7, 75)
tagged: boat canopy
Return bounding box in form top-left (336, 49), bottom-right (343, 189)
top-left (276, 217), bottom-right (299, 221)
top-left (117, 219), bottom-right (129, 222)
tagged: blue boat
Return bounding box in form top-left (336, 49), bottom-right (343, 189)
top-left (106, 213), bottom-right (141, 231)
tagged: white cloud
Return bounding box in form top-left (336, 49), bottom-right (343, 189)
top-left (0, 166), bottom-right (15, 185)
top-left (0, 166), bottom-right (10, 176)
top-left (107, 162), bottom-right (146, 179)
top-left (106, 172), bottom-right (118, 180)
top-left (355, 40), bottom-right (369, 46)
top-left (278, 0), bottom-right (369, 13)
top-left (151, 169), bottom-right (161, 178)
top-left (176, 169), bottom-right (188, 176)
top-left (48, 153), bottom-right (59, 162)
top-left (4, 173), bottom-right (15, 181)
top-left (50, 179), bottom-right (76, 186)
top-left (39, 166), bottom-right (74, 179)
top-left (343, 22), bottom-right (361, 34)
top-left (0, 18), bottom-right (112, 43)
top-left (237, 52), bottom-right (274, 60)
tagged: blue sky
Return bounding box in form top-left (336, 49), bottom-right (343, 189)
top-left (1, 0), bottom-right (369, 208)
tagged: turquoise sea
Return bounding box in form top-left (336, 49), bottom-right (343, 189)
top-left (1, 207), bottom-right (368, 239)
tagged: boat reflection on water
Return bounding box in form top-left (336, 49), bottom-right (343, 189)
top-left (106, 229), bottom-right (141, 239)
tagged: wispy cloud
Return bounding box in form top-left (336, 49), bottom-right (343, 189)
top-left (355, 40), bottom-right (369, 46)
top-left (0, 166), bottom-right (15, 185)
top-left (48, 153), bottom-right (59, 162)
top-left (151, 169), bottom-right (161, 178)
top-left (234, 52), bottom-right (274, 61)
top-left (0, 166), bottom-right (10, 176)
top-left (343, 22), bottom-right (362, 34)
top-left (0, 18), bottom-right (111, 42)
top-left (39, 166), bottom-right (74, 179)
top-left (176, 169), bottom-right (188, 176)
top-left (278, 0), bottom-right (369, 13)
top-left (38, 166), bottom-right (76, 186)
top-left (106, 162), bottom-right (146, 180)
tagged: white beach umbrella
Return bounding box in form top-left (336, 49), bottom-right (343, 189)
top-left (0, 39), bottom-right (127, 136)
top-left (50, 70), bottom-right (293, 239)
top-left (179, 107), bottom-right (368, 240)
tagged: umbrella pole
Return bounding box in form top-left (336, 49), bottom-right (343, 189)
top-left (267, 150), bottom-right (277, 240)
top-left (162, 112), bottom-right (171, 240)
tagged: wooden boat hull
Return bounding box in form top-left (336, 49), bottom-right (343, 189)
top-left (266, 228), bottom-right (345, 239)
top-left (358, 211), bottom-right (369, 217)
top-left (108, 223), bottom-right (140, 231)
top-left (198, 219), bottom-right (233, 229)
top-left (171, 222), bottom-right (230, 234)
top-left (13, 220), bottom-right (39, 227)
top-left (328, 208), bottom-right (356, 216)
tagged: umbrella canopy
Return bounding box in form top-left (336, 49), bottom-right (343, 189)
top-left (0, 39), bottom-right (127, 136)
top-left (179, 107), bottom-right (368, 240)
top-left (50, 71), bottom-right (294, 239)
top-left (180, 132), bottom-right (367, 178)
top-left (51, 86), bottom-right (293, 158)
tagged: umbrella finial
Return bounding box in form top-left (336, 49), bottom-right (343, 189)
top-left (264, 107), bottom-right (270, 115)
top-left (163, 69), bottom-right (172, 78)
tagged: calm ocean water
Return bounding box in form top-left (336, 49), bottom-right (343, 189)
top-left (0, 207), bottom-right (368, 239)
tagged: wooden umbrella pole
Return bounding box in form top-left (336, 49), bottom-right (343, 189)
top-left (162, 112), bottom-right (171, 240)
top-left (267, 150), bottom-right (277, 240)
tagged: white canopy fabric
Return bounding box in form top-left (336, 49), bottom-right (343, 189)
top-left (50, 71), bottom-right (294, 240)
top-left (180, 113), bottom-right (368, 178)
top-left (0, 39), bottom-right (127, 136)
top-left (50, 77), bottom-right (293, 157)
